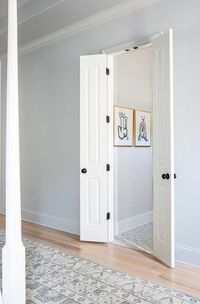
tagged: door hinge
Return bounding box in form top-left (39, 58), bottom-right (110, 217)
top-left (106, 212), bottom-right (110, 220)
top-left (106, 164), bottom-right (110, 171)
top-left (106, 67), bottom-right (110, 75)
top-left (106, 115), bottom-right (110, 123)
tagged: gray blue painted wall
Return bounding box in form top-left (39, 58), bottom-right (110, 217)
top-left (1, 0), bottom-right (200, 267)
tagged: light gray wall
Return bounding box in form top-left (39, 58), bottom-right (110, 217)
top-left (1, 0), bottom-right (200, 265)
top-left (114, 49), bottom-right (153, 228)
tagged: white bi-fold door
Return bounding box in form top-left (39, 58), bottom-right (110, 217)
top-left (80, 30), bottom-right (175, 267)
top-left (80, 54), bottom-right (110, 242)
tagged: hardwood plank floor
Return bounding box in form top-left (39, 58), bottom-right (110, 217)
top-left (0, 215), bottom-right (199, 298)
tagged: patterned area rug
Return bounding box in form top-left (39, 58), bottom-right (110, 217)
top-left (0, 231), bottom-right (199, 303)
top-left (114, 223), bottom-right (153, 254)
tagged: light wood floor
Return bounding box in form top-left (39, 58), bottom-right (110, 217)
top-left (0, 215), bottom-right (200, 298)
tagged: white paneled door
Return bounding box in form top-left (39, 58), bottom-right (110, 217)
top-left (80, 55), bottom-right (109, 242)
top-left (152, 29), bottom-right (175, 267)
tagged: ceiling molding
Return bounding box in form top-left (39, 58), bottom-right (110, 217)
top-left (1, 0), bottom-right (162, 58)
top-left (0, 0), bottom-right (64, 37)
top-left (0, 0), bottom-right (31, 19)
top-left (0, 0), bottom-right (32, 36)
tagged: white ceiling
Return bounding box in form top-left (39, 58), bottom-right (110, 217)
top-left (0, 0), bottom-right (126, 55)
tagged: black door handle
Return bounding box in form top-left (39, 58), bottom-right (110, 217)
top-left (174, 173), bottom-right (177, 179)
top-left (81, 168), bottom-right (87, 174)
top-left (162, 173), bottom-right (170, 180)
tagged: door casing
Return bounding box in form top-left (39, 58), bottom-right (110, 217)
top-left (105, 39), bottom-right (155, 244)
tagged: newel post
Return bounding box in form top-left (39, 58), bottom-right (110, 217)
top-left (2, 0), bottom-right (26, 303)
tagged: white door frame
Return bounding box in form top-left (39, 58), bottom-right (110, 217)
top-left (107, 55), bottom-right (114, 242)
top-left (80, 31), bottom-right (175, 266)
top-left (103, 32), bottom-right (175, 254)
top-left (104, 36), bottom-right (156, 244)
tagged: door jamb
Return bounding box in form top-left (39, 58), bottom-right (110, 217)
top-left (107, 55), bottom-right (114, 242)
top-left (104, 34), bottom-right (162, 243)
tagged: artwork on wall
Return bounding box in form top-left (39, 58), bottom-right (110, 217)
top-left (134, 110), bottom-right (151, 147)
top-left (114, 106), bottom-right (133, 146)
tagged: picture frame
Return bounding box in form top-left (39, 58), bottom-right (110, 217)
top-left (114, 105), bottom-right (133, 147)
top-left (134, 110), bottom-right (151, 147)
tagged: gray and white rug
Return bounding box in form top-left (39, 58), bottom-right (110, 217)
top-left (114, 223), bottom-right (153, 254)
top-left (0, 230), bottom-right (199, 303)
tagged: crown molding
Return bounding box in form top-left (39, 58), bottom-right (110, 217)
top-left (0, 0), bottom-right (31, 19)
top-left (0, 0), bottom-right (64, 37)
top-left (0, 0), bottom-right (162, 59)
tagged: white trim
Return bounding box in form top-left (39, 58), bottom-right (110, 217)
top-left (0, 0), bottom-right (65, 37)
top-left (107, 55), bottom-right (114, 243)
top-left (0, 207), bottom-right (80, 235)
top-left (176, 244), bottom-right (200, 269)
top-left (102, 33), bottom-right (162, 55)
top-left (22, 209), bottom-right (80, 235)
top-left (115, 211), bottom-right (153, 235)
top-left (0, 0), bottom-right (31, 19)
top-left (0, 0), bottom-right (162, 58)
top-left (102, 36), bottom-right (160, 56)
top-left (17, 0), bottom-right (65, 30)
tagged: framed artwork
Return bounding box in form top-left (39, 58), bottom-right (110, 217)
top-left (134, 110), bottom-right (151, 147)
top-left (114, 106), bottom-right (133, 147)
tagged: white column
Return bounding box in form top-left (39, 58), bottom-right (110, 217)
top-left (2, 0), bottom-right (26, 303)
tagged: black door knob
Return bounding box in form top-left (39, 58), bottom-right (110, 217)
top-left (174, 173), bottom-right (177, 179)
top-left (81, 168), bottom-right (87, 174)
top-left (162, 173), bottom-right (170, 180)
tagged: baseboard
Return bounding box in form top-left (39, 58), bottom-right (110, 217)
top-left (115, 210), bottom-right (153, 235)
top-left (0, 207), bottom-right (80, 236)
top-left (22, 209), bottom-right (80, 235)
top-left (176, 244), bottom-right (200, 269)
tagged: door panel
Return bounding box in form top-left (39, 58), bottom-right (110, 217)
top-left (152, 29), bottom-right (175, 267)
top-left (80, 55), bottom-right (108, 242)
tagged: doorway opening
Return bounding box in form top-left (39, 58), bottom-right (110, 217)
top-left (112, 46), bottom-right (153, 254)
top-left (80, 29), bottom-right (175, 267)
